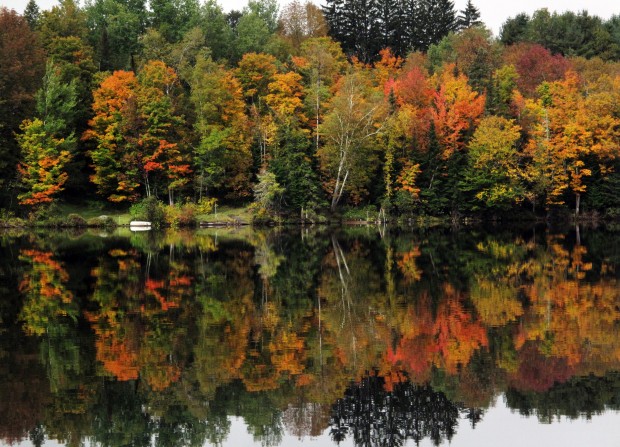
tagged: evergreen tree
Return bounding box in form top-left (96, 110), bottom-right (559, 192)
top-left (322, 0), bottom-right (382, 63)
top-left (401, 0), bottom-right (421, 53)
top-left (343, 0), bottom-right (381, 63)
top-left (415, 0), bottom-right (457, 52)
top-left (322, 0), bottom-right (347, 45)
top-left (499, 13), bottom-right (530, 45)
top-left (23, 0), bottom-right (40, 29)
top-left (85, 0), bottom-right (146, 71)
top-left (376, 0), bottom-right (403, 55)
top-left (457, 0), bottom-right (482, 30)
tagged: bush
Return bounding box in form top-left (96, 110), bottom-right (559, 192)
top-left (342, 205), bottom-right (378, 222)
top-left (130, 196), bottom-right (165, 227)
top-left (0, 209), bottom-right (27, 228)
top-left (178, 203), bottom-right (197, 227)
top-left (197, 197), bottom-right (217, 215)
top-left (29, 203), bottom-right (62, 226)
top-left (604, 208), bottom-right (620, 220)
top-left (162, 203), bottom-right (197, 228)
top-left (64, 213), bottom-right (88, 227)
top-left (87, 215), bottom-right (118, 228)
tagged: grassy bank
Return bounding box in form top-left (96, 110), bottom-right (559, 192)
top-left (2, 199), bottom-right (617, 230)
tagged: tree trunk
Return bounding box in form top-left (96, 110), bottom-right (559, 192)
top-left (575, 192), bottom-right (580, 218)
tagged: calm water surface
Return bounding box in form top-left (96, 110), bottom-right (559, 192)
top-left (0, 225), bottom-right (619, 446)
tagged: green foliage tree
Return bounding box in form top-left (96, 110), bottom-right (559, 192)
top-left (318, 70), bottom-right (387, 210)
top-left (500, 9), bottom-right (620, 61)
top-left (461, 116), bottom-right (524, 210)
top-left (0, 8), bottom-right (45, 204)
top-left (190, 54), bottom-right (253, 200)
top-left (85, 0), bottom-right (145, 70)
top-left (199, 0), bottom-right (234, 61)
top-left (251, 169), bottom-right (285, 218)
top-left (149, 0), bottom-right (200, 43)
top-left (38, 0), bottom-right (88, 44)
top-left (233, 1), bottom-right (281, 61)
top-left (17, 61), bottom-right (77, 208)
top-left (16, 119), bottom-right (73, 207)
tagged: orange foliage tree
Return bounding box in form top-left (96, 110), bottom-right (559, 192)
top-left (85, 61), bottom-right (189, 203)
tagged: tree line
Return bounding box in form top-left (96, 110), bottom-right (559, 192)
top-left (1, 0), bottom-right (620, 221)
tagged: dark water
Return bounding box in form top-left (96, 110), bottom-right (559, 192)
top-left (1, 225), bottom-right (619, 447)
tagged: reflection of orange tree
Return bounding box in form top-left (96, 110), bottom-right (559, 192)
top-left (85, 249), bottom-right (191, 390)
top-left (385, 285), bottom-right (488, 383)
top-left (18, 249), bottom-right (75, 336)
top-left (242, 302), bottom-right (312, 392)
top-left (511, 235), bottom-right (620, 389)
top-left (192, 243), bottom-right (314, 397)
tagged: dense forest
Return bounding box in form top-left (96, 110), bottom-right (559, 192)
top-left (1, 0), bottom-right (620, 222)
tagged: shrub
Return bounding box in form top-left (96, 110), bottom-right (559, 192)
top-left (65, 213), bottom-right (87, 227)
top-left (130, 196), bottom-right (165, 228)
top-left (197, 197), bottom-right (217, 214)
top-left (162, 203), bottom-right (197, 228)
top-left (604, 208), bottom-right (620, 220)
top-left (0, 210), bottom-right (26, 228)
top-left (342, 205), bottom-right (378, 222)
top-left (178, 203), bottom-right (197, 227)
top-left (87, 215), bottom-right (118, 228)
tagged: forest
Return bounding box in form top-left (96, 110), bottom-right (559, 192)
top-left (1, 0), bottom-right (620, 224)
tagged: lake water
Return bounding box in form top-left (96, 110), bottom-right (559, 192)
top-left (0, 225), bottom-right (619, 446)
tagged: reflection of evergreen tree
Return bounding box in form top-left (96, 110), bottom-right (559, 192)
top-left (329, 373), bottom-right (461, 446)
top-left (208, 380), bottom-right (284, 447)
top-left (28, 424), bottom-right (45, 447)
top-left (505, 372), bottom-right (620, 422)
top-left (91, 381), bottom-right (152, 447)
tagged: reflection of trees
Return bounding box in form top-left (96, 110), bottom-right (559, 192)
top-left (1, 227), bottom-right (620, 446)
top-left (506, 371), bottom-right (620, 422)
top-left (86, 246), bottom-right (194, 391)
top-left (329, 373), bottom-right (460, 447)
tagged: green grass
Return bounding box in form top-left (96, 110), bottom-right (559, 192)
top-left (55, 201), bottom-right (133, 225)
top-left (196, 204), bottom-right (253, 224)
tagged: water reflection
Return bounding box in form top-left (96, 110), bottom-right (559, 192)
top-left (0, 226), bottom-right (619, 446)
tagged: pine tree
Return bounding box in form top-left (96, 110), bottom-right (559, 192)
top-left (375, 0), bottom-right (403, 55)
top-left (323, 0), bottom-right (383, 62)
top-left (499, 13), bottom-right (530, 45)
top-left (457, 0), bottom-right (482, 30)
top-left (23, 0), bottom-right (40, 29)
top-left (322, 0), bottom-right (347, 44)
top-left (401, 0), bottom-right (421, 54)
top-left (415, 0), bottom-right (457, 52)
top-left (344, 0), bottom-right (381, 63)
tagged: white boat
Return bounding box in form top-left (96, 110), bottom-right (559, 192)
top-left (129, 221), bottom-right (152, 231)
